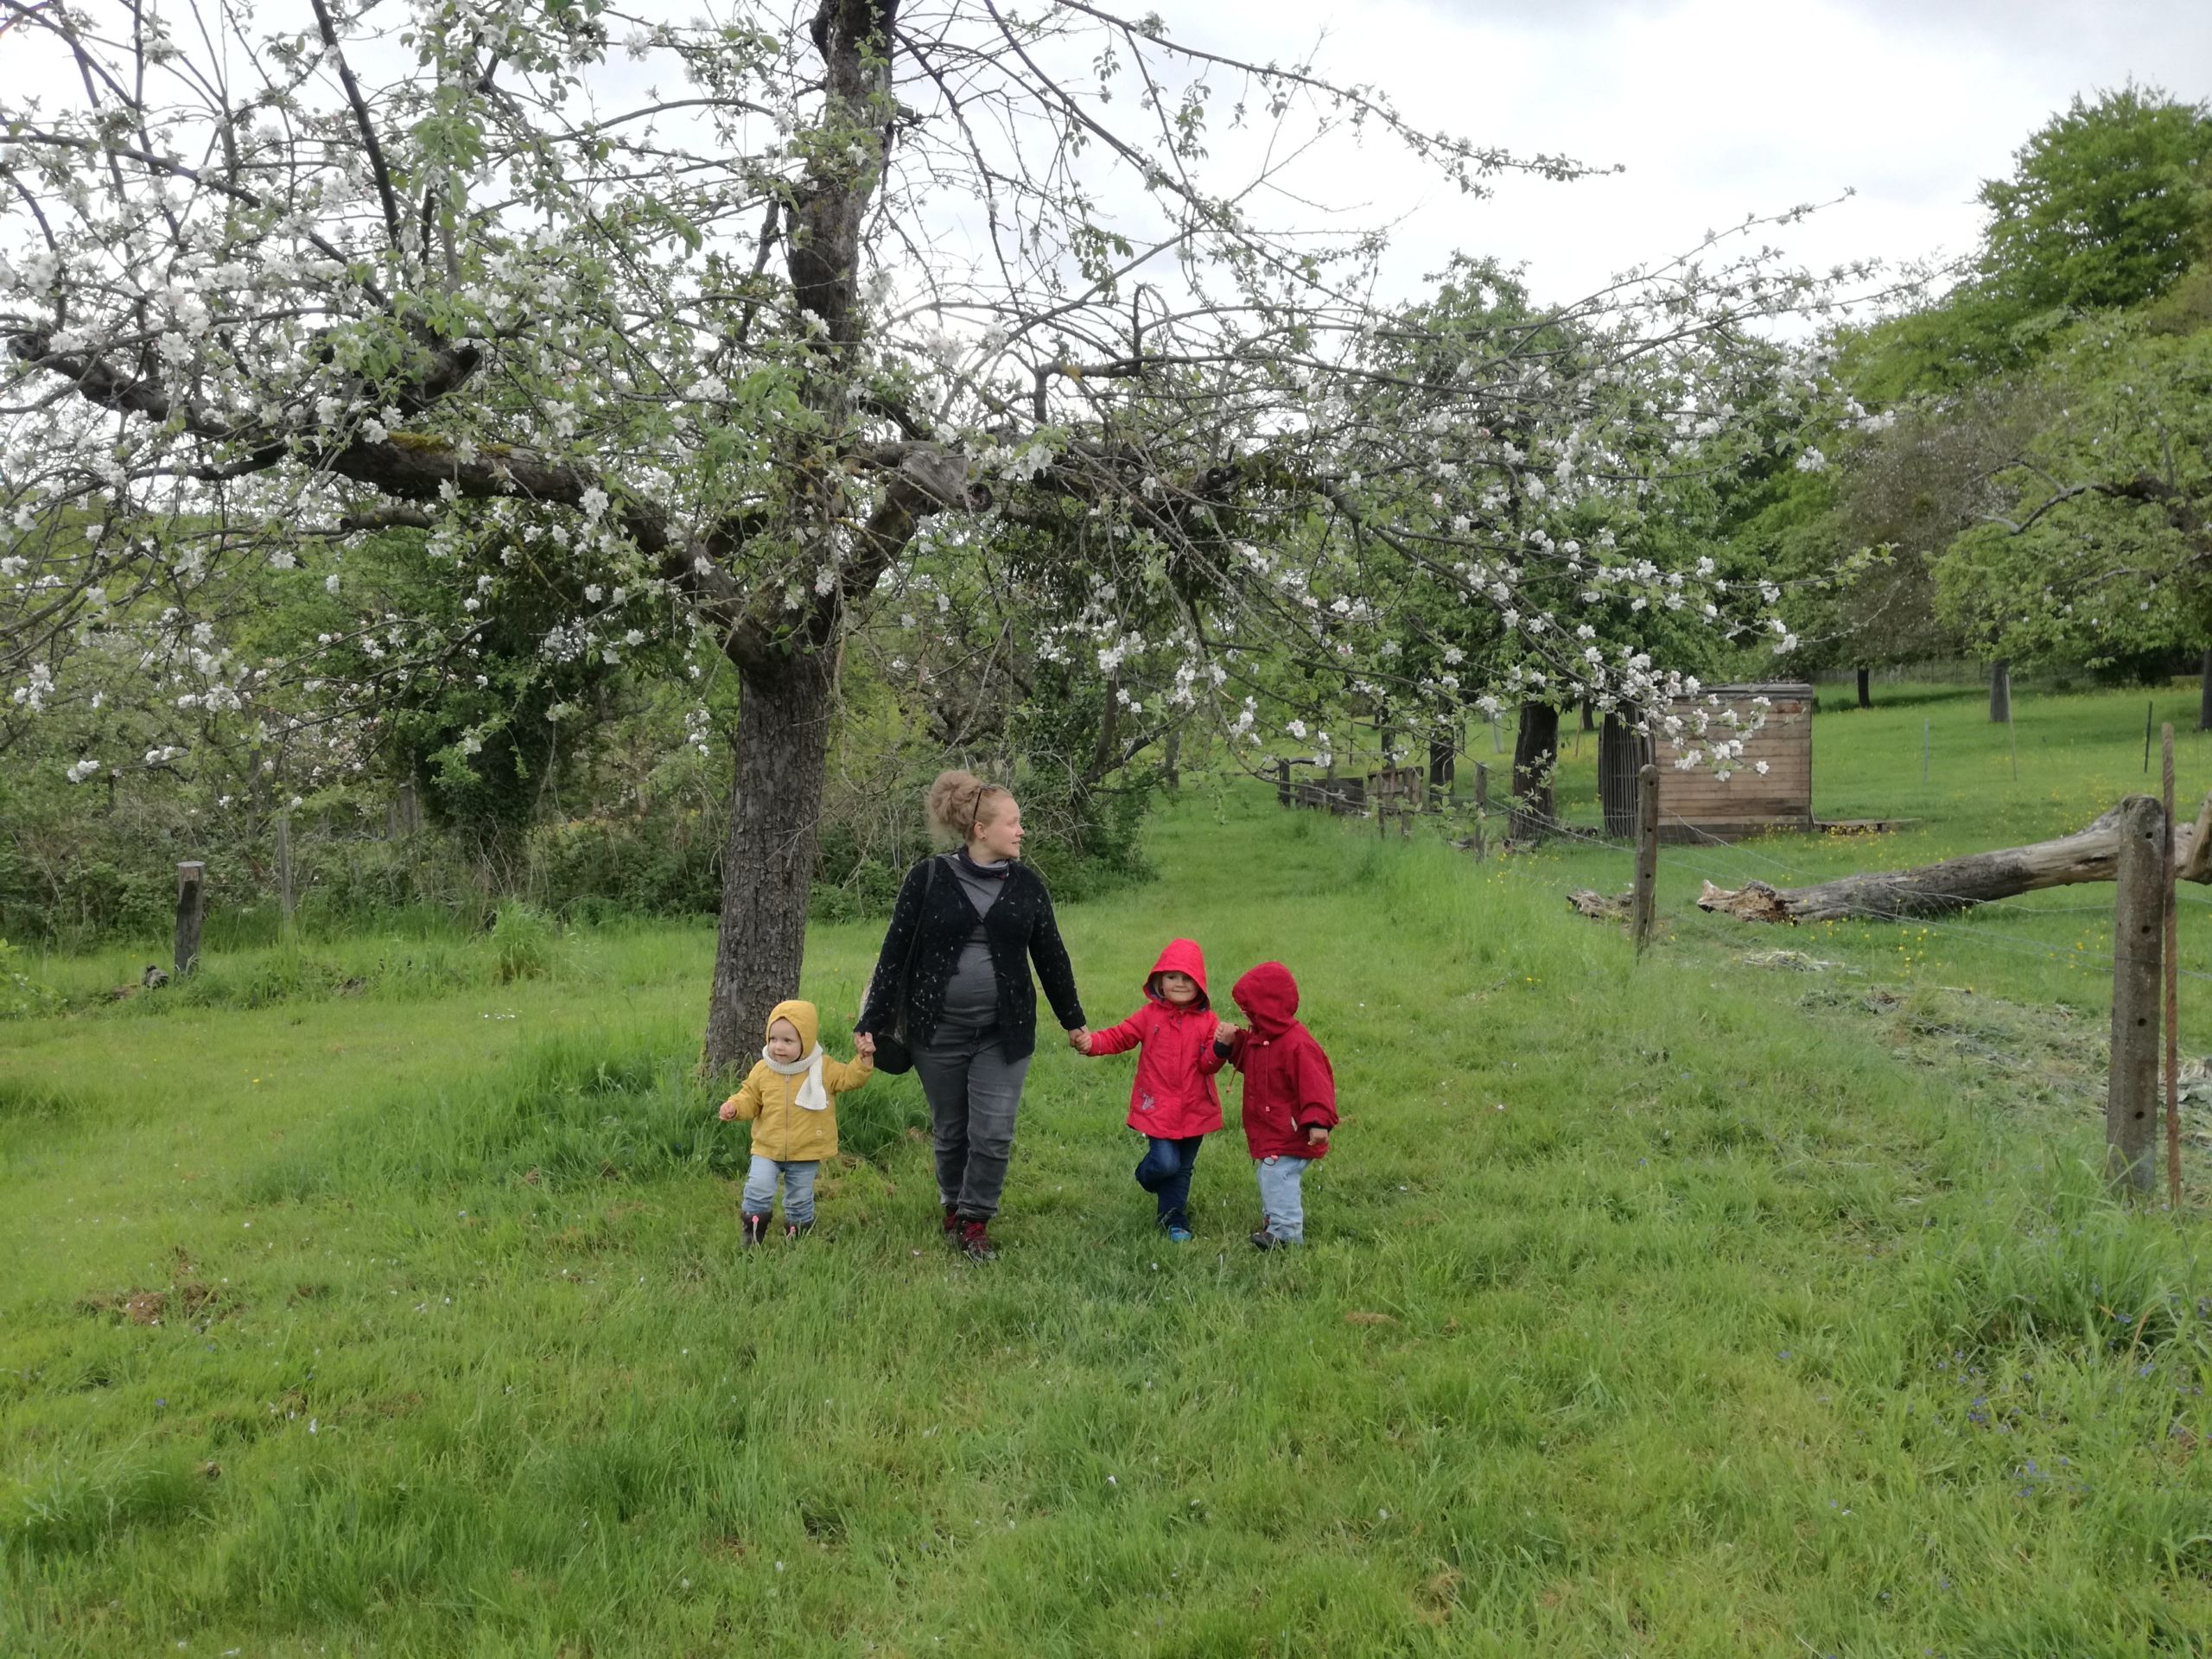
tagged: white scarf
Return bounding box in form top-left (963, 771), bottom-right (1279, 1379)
top-left (762, 1043), bottom-right (830, 1111)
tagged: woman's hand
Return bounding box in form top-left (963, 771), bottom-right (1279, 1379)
top-left (1066, 1026), bottom-right (1090, 1054)
top-left (852, 1031), bottom-right (876, 1058)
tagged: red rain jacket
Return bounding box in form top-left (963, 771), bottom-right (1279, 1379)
top-left (1224, 961), bottom-right (1338, 1160)
top-left (1086, 938), bottom-right (1226, 1140)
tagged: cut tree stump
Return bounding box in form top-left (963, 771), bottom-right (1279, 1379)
top-left (1697, 794), bottom-right (2212, 924)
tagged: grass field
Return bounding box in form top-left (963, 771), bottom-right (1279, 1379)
top-left (5, 684), bottom-right (2211, 1656)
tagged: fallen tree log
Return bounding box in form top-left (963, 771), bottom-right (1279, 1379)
top-left (1567, 887), bottom-right (1630, 922)
top-left (1698, 793), bottom-right (2212, 925)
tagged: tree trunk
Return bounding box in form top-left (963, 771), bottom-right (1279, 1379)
top-left (1580, 696), bottom-right (1595, 732)
top-left (1989, 659), bottom-right (2012, 724)
top-left (696, 4), bottom-right (977, 1071)
top-left (1856, 666), bottom-right (1872, 709)
top-left (1085, 672), bottom-right (1122, 789)
top-left (174, 861), bottom-right (206, 978)
top-left (1597, 714), bottom-right (1649, 838)
top-left (1510, 702), bottom-right (1559, 844)
top-left (2199, 646), bottom-right (2211, 733)
top-left (703, 652), bottom-right (836, 1075)
top-left (1698, 792), bottom-right (2212, 924)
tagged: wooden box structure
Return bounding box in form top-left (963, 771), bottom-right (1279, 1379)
top-left (1283, 764), bottom-right (1365, 815)
top-left (1367, 766), bottom-right (1423, 815)
top-left (1646, 682), bottom-right (1814, 842)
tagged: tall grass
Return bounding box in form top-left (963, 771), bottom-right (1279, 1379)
top-left (3, 690), bottom-right (2210, 1655)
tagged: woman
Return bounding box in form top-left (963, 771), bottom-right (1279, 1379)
top-left (855, 769), bottom-right (1088, 1260)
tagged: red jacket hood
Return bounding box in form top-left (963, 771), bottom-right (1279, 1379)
top-left (1232, 961), bottom-right (1300, 1038)
top-left (1146, 938), bottom-right (1210, 1007)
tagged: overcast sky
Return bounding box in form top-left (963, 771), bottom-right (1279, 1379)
top-left (1166, 0), bottom-right (2212, 308)
top-left (3, 0), bottom-right (2205, 326)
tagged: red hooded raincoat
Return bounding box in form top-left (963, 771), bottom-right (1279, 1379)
top-left (1086, 938), bottom-right (1227, 1141)
top-left (1224, 961), bottom-right (1338, 1160)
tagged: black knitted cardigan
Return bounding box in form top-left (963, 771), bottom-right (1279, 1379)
top-left (856, 854), bottom-right (1085, 1061)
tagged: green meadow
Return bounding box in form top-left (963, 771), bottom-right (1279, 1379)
top-left (4, 683), bottom-right (2210, 1656)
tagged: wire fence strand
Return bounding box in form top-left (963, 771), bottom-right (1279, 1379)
top-left (1426, 798), bottom-right (2212, 987)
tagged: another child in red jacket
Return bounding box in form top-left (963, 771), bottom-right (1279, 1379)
top-left (1216, 961), bottom-right (1338, 1249)
top-left (1072, 938), bottom-right (1229, 1241)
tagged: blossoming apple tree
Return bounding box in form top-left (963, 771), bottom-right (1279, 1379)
top-left (2, 0), bottom-right (1866, 1065)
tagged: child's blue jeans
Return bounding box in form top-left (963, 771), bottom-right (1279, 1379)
top-left (743, 1155), bottom-right (820, 1224)
top-left (1134, 1135), bottom-right (1203, 1228)
top-left (1255, 1154), bottom-right (1308, 1243)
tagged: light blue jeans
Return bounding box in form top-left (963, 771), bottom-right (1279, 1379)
top-left (1255, 1155), bottom-right (1309, 1243)
top-left (743, 1155), bottom-right (821, 1224)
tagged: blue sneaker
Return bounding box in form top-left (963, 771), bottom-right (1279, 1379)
top-left (1166, 1224), bottom-right (1193, 1243)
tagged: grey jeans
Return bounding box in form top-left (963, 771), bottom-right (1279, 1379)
top-left (912, 1023), bottom-right (1033, 1220)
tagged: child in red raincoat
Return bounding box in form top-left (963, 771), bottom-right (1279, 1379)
top-left (1215, 961), bottom-right (1338, 1249)
top-left (1071, 938), bottom-right (1230, 1240)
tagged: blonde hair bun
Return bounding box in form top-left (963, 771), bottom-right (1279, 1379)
top-left (926, 768), bottom-right (1011, 843)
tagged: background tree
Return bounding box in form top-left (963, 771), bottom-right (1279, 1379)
top-left (2, 0), bottom-right (1854, 1064)
top-left (1767, 88), bottom-right (2212, 716)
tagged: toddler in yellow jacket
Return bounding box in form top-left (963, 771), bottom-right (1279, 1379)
top-left (718, 999), bottom-right (872, 1244)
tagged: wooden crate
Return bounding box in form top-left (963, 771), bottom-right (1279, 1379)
top-left (1367, 766), bottom-right (1423, 810)
top-left (1646, 682), bottom-right (1813, 842)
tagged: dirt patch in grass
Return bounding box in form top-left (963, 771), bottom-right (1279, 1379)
top-left (79, 1279), bottom-right (234, 1328)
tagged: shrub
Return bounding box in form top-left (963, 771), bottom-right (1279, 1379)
top-left (491, 902), bottom-right (563, 982)
top-left (0, 937), bottom-right (56, 1020)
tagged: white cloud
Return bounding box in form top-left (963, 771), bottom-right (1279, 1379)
top-left (1166, 0), bottom-right (2212, 307)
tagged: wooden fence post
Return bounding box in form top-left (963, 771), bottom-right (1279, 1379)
top-left (1471, 762), bottom-right (1489, 861)
top-left (276, 813), bottom-right (295, 931)
top-left (2164, 727), bottom-right (2183, 1208)
top-left (1276, 758), bottom-right (1291, 808)
top-left (1632, 764), bottom-right (1660, 955)
top-left (2107, 795), bottom-right (2164, 1197)
top-left (175, 861), bottom-right (206, 978)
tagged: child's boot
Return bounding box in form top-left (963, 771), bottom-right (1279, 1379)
top-left (1160, 1208), bottom-right (1194, 1243)
top-left (785, 1220), bottom-right (813, 1241)
top-left (1249, 1228), bottom-right (1286, 1251)
top-left (941, 1202), bottom-right (960, 1246)
top-left (742, 1211), bottom-right (769, 1249)
top-left (958, 1218), bottom-right (998, 1262)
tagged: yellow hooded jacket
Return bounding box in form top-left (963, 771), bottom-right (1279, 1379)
top-left (720, 999), bottom-right (872, 1163)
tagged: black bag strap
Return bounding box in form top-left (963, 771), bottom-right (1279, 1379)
top-left (893, 855), bottom-right (940, 1024)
